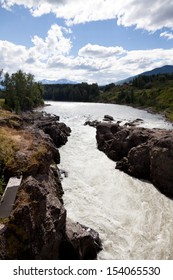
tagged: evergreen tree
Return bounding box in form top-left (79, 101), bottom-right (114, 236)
top-left (3, 70), bottom-right (44, 112)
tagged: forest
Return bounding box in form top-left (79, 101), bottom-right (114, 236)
top-left (43, 83), bottom-right (100, 102)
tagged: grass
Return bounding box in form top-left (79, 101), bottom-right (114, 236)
top-left (0, 108), bottom-right (14, 119)
top-left (0, 121), bottom-right (49, 179)
top-left (0, 99), bottom-right (5, 107)
top-left (0, 127), bottom-right (20, 172)
top-left (0, 126), bottom-right (34, 177)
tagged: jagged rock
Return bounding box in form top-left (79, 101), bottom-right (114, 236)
top-left (84, 120), bottom-right (100, 127)
top-left (124, 118), bottom-right (144, 127)
top-left (59, 219), bottom-right (102, 260)
top-left (117, 143), bottom-right (151, 180)
top-left (36, 121), bottom-right (71, 148)
top-left (0, 172), bottom-right (66, 260)
top-left (96, 121), bottom-right (173, 198)
top-left (103, 115), bottom-right (114, 121)
top-left (150, 135), bottom-right (173, 196)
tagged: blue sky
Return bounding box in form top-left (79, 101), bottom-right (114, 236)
top-left (1, 0), bottom-right (173, 84)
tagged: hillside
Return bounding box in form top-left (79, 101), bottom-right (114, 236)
top-left (99, 72), bottom-right (173, 121)
top-left (115, 65), bottom-right (173, 85)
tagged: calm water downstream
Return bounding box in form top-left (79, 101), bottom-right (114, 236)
top-left (43, 101), bottom-right (173, 259)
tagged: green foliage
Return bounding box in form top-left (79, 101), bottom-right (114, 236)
top-left (98, 73), bottom-right (173, 121)
top-left (2, 70), bottom-right (44, 112)
top-left (43, 82), bottom-right (99, 102)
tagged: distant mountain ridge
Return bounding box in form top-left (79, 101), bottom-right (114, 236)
top-left (115, 65), bottom-right (173, 85)
top-left (40, 78), bottom-right (78, 85)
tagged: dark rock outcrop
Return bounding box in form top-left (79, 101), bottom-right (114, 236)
top-left (84, 120), bottom-right (101, 128)
top-left (60, 219), bottom-right (102, 260)
top-left (0, 112), bottom-right (102, 259)
top-left (36, 120), bottom-right (71, 148)
top-left (103, 115), bottom-right (114, 121)
top-left (96, 122), bottom-right (173, 198)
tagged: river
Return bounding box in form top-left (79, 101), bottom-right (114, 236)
top-left (43, 101), bottom-right (173, 259)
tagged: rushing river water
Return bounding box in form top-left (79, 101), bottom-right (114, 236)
top-left (43, 101), bottom-right (173, 259)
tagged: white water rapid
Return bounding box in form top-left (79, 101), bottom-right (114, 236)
top-left (43, 102), bottom-right (173, 259)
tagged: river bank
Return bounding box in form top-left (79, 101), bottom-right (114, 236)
top-left (0, 109), bottom-right (102, 259)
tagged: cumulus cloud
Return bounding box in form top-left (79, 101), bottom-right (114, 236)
top-left (0, 24), bottom-right (72, 78)
top-left (160, 31), bottom-right (173, 40)
top-left (31, 24), bottom-right (72, 59)
top-left (1, 0), bottom-right (173, 32)
top-left (1, 26), bottom-right (173, 85)
top-left (0, 40), bottom-right (28, 73)
top-left (78, 44), bottom-right (126, 58)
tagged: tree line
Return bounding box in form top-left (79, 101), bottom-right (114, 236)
top-left (43, 83), bottom-right (100, 102)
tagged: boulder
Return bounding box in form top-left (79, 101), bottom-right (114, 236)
top-left (84, 120), bottom-right (100, 127)
top-left (96, 121), bottom-right (173, 198)
top-left (103, 115), bottom-right (114, 121)
top-left (60, 219), bottom-right (102, 260)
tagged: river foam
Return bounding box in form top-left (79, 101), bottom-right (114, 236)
top-left (43, 102), bottom-right (173, 259)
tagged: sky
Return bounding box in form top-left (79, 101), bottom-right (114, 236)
top-left (1, 0), bottom-right (173, 85)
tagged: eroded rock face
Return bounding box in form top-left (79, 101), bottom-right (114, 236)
top-left (0, 171), bottom-right (66, 260)
top-left (0, 112), bottom-right (102, 259)
top-left (36, 121), bottom-right (71, 148)
top-left (60, 219), bottom-right (102, 260)
top-left (96, 122), bottom-right (173, 198)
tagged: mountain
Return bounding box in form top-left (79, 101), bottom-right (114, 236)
top-left (115, 76), bottom-right (137, 85)
top-left (40, 78), bottom-right (78, 85)
top-left (139, 65), bottom-right (173, 76)
top-left (115, 65), bottom-right (173, 85)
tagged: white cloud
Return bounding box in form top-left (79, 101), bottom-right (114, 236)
top-left (78, 44), bottom-right (126, 58)
top-left (160, 31), bottom-right (173, 40)
top-left (0, 40), bottom-right (28, 73)
top-left (1, 0), bottom-right (173, 32)
top-left (30, 24), bottom-right (72, 59)
top-left (0, 24), bottom-right (73, 78)
top-left (1, 25), bottom-right (173, 85)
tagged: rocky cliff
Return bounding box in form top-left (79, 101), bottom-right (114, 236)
top-left (0, 110), bottom-right (102, 259)
top-left (96, 121), bottom-right (173, 199)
